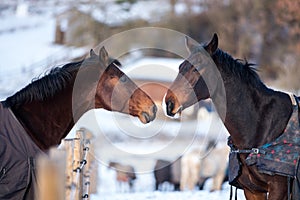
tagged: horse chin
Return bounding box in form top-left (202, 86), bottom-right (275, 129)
top-left (172, 106), bottom-right (183, 119)
top-left (138, 112), bottom-right (153, 124)
top-left (128, 106), bottom-right (155, 124)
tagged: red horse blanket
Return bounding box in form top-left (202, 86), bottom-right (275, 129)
top-left (0, 103), bottom-right (43, 200)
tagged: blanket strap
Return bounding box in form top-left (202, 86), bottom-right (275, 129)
top-left (230, 148), bottom-right (266, 155)
top-left (229, 185), bottom-right (238, 200)
top-left (288, 177), bottom-right (291, 200)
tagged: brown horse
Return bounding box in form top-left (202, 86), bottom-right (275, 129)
top-left (0, 47), bottom-right (156, 199)
top-left (164, 34), bottom-right (298, 199)
top-left (109, 161), bottom-right (136, 192)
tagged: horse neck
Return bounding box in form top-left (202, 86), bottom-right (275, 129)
top-left (11, 88), bottom-right (75, 151)
top-left (11, 80), bottom-right (95, 151)
top-left (211, 56), bottom-right (293, 149)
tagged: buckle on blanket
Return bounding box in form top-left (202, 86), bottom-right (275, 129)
top-left (228, 136), bottom-right (265, 155)
top-left (230, 147), bottom-right (263, 154)
top-left (252, 148), bottom-right (259, 154)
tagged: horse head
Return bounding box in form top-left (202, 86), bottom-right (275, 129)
top-left (75, 47), bottom-right (157, 124)
top-left (164, 34), bottom-right (219, 117)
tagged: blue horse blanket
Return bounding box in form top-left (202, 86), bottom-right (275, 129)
top-left (246, 96), bottom-right (300, 177)
top-left (0, 103), bottom-right (43, 200)
top-left (228, 95), bottom-right (300, 199)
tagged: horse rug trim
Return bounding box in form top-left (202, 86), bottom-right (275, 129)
top-left (0, 102), bottom-right (43, 200)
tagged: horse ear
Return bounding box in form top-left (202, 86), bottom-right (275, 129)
top-left (185, 36), bottom-right (198, 54)
top-left (99, 46), bottom-right (109, 66)
top-left (90, 49), bottom-right (97, 58)
top-left (205, 33), bottom-right (218, 55)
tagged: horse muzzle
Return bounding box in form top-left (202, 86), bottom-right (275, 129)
top-left (139, 104), bottom-right (157, 124)
top-left (163, 94), bottom-right (183, 118)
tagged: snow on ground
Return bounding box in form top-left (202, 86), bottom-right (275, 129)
top-left (88, 145), bottom-right (246, 200)
top-left (72, 110), bottom-right (237, 200)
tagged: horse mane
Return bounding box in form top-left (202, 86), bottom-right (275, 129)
top-left (2, 55), bottom-right (121, 108)
top-left (2, 60), bottom-right (84, 108)
top-left (213, 49), bottom-right (265, 88)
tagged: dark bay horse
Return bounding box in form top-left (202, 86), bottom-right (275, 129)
top-left (164, 34), bottom-right (298, 199)
top-left (0, 47), bottom-right (156, 199)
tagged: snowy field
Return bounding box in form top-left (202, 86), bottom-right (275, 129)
top-left (88, 140), bottom-right (247, 200)
top-left (0, 2), bottom-right (246, 199)
top-left (0, 8), bottom-right (86, 100)
top-left (73, 110), bottom-right (242, 200)
top-left (93, 166), bottom-right (246, 200)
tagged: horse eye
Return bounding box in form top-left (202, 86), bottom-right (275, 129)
top-left (120, 75), bottom-right (127, 83)
top-left (193, 68), bottom-right (199, 73)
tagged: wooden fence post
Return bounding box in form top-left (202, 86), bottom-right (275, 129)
top-left (72, 136), bottom-right (83, 200)
top-left (62, 139), bottom-right (74, 200)
top-left (36, 148), bottom-right (66, 200)
top-left (38, 128), bottom-right (97, 200)
top-left (80, 128), bottom-right (98, 195)
top-left (81, 128), bottom-right (92, 199)
top-left (89, 142), bottom-right (98, 195)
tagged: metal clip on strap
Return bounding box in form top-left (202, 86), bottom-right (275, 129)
top-left (231, 148), bottom-right (263, 155)
top-left (251, 148), bottom-right (260, 154)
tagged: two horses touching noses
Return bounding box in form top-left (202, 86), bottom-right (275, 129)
top-left (2, 31), bottom-right (298, 200)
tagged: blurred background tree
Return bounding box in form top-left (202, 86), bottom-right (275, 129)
top-left (54, 0), bottom-right (300, 93)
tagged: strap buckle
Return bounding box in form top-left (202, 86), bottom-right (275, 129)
top-left (252, 148), bottom-right (259, 154)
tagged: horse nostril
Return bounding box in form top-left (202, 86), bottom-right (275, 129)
top-left (152, 104), bottom-right (157, 115)
top-left (166, 100), bottom-right (174, 116)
